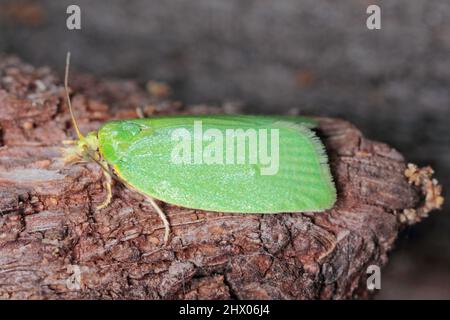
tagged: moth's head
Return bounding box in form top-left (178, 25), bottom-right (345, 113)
top-left (62, 131), bottom-right (99, 164)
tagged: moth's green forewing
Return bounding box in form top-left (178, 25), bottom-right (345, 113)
top-left (98, 115), bottom-right (336, 213)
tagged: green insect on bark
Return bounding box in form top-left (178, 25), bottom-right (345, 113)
top-left (62, 53), bottom-right (336, 244)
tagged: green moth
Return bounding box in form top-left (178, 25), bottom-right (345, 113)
top-left (62, 53), bottom-right (336, 244)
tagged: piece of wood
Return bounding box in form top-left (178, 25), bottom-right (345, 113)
top-left (0, 57), bottom-right (441, 299)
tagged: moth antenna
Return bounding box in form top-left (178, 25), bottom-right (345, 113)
top-left (65, 51), bottom-right (84, 139)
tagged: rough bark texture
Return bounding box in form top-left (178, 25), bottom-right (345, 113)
top-left (0, 57), bottom-right (436, 299)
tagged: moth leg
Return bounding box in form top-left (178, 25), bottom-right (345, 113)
top-left (136, 107), bottom-right (145, 119)
top-left (62, 139), bottom-right (77, 145)
top-left (96, 165), bottom-right (112, 210)
top-left (145, 196), bottom-right (171, 245)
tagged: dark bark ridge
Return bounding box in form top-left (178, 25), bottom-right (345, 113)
top-left (0, 57), bottom-right (440, 299)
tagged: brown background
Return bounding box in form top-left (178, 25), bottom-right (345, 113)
top-left (0, 0), bottom-right (449, 299)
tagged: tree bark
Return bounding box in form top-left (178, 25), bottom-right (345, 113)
top-left (0, 56), bottom-right (441, 299)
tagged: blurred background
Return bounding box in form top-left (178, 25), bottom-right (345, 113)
top-left (0, 0), bottom-right (448, 299)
